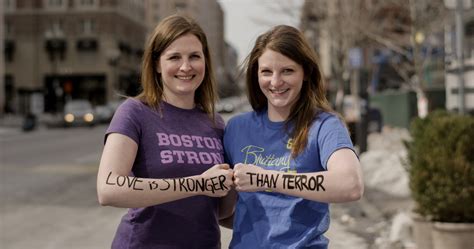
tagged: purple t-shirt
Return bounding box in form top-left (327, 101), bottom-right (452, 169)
top-left (106, 98), bottom-right (225, 249)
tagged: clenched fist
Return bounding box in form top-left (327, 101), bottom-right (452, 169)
top-left (233, 163), bottom-right (278, 192)
top-left (200, 164), bottom-right (234, 197)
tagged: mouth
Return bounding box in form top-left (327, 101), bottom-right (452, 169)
top-left (269, 88), bottom-right (289, 94)
top-left (176, 75), bottom-right (195, 80)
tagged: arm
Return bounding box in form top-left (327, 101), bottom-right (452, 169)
top-left (97, 133), bottom-right (234, 208)
top-left (218, 187), bottom-right (237, 219)
top-left (218, 187), bottom-right (237, 229)
top-left (219, 213), bottom-right (235, 229)
top-left (233, 148), bottom-right (364, 203)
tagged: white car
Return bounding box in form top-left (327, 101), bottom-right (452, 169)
top-left (63, 99), bottom-right (96, 127)
top-left (94, 105), bottom-right (114, 123)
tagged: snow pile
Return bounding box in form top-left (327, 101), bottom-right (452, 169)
top-left (359, 128), bottom-right (411, 198)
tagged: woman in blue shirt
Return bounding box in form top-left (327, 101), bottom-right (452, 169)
top-left (223, 25), bottom-right (364, 249)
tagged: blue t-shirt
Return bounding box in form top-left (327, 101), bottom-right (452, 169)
top-left (224, 110), bottom-right (354, 249)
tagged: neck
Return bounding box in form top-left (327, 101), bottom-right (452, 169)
top-left (267, 106), bottom-right (289, 122)
top-left (163, 94), bottom-right (195, 109)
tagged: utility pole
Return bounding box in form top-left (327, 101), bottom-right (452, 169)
top-left (455, 0), bottom-right (466, 114)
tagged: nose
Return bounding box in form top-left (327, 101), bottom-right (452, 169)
top-left (180, 59), bottom-right (192, 72)
top-left (270, 73), bottom-right (284, 87)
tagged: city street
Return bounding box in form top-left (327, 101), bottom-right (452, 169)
top-left (0, 111), bottom-right (392, 249)
top-left (1, 125), bottom-right (124, 248)
top-left (0, 117), bottom-right (237, 249)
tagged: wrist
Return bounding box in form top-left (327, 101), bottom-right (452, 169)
top-left (190, 174), bottom-right (227, 195)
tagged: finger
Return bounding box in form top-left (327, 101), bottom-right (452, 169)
top-left (216, 164), bottom-right (230, 169)
top-left (234, 163), bottom-right (244, 170)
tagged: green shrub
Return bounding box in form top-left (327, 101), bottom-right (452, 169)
top-left (404, 110), bottom-right (474, 222)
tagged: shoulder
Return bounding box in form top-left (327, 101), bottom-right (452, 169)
top-left (224, 111), bottom-right (257, 137)
top-left (308, 111), bottom-right (349, 137)
top-left (116, 98), bottom-right (147, 114)
top-left (227, 111), bottom-right (257, 126)
top-left (314, 111), bottom-right (345, 128)
top-left (213, 112), bottom-right (226, 130)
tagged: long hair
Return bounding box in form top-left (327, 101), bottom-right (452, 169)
top-left (245, 25), bottom-right (333, 157)
top-left (137, 14), bottom-right (217, 120)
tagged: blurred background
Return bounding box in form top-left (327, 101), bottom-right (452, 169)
top-left (1, 0), bottom-right (473, 248)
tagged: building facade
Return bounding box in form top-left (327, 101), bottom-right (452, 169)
top-left (445, 8), bottom-right (474, 113)
top-left (3, 0), bottom-right (147, 115)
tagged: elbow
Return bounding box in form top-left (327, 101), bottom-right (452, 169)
top-left (97, 195), bottom-right (110, 207)
top-left (347, 177), bottom-right (364, 201)
top-left (97, 185), bottom-right (113, 206)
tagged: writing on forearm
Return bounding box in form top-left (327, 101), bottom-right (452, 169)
top-left (247, 172), bottom-right (279, 188)
top-left (246, 172), bottom-right (326, 191)
top-left (106, 172), bottom-right (144, 190)
top-left (148, 175), bottom-right (228, 193)
top-left (282, 174), bottom-right (325, 191)
top-left (105, 171), bottom-right (228, 193)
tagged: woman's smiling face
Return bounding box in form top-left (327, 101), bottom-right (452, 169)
top-left (257, 49), bottom-right (304, 120)
top-left (157, 33), bottom-right (205, 103)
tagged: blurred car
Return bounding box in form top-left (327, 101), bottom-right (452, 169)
top-left (94, 105), bottom-right (114, 124)
top-left (216, 96), bottom-right (245, 113)
top-left (107, 99), bottom-right (124, 114)
top-left (216, 100), bottom-right (235, 113)
top-left (63, 99), bottom-right (96, 127)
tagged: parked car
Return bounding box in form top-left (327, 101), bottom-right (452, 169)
top-left (94, 105), bottom-right (114, 124)
top-left (216, 96), bottom-right (245, 113)
top-left (63, 99), bottom-right (96, 127)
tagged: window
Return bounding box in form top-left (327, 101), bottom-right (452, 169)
top-left (81, 19), bottom-right (95, 35)
top-left (5, 21), bottom-right (13, 36)
top-left (44, 0), bottom-right (67, 10)
top-left (76, 0), bottom-right (98, 9)
top-left (52, 20), bottom-right (64, 36)
top-left (80, 0), bottom-right (94, 5)
top-left (4, 0), bottom-right (16, 11)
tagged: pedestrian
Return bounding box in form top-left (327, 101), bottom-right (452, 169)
top-left (96, 14), bottom-right (234, 249)
top-left (223, 25), bottom-right (364, 248)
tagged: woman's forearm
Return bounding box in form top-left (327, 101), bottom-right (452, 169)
top-left (97, 169), bottom-right (231, 208)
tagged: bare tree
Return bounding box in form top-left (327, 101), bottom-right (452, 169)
top-left (301, 0), bottom-right (448, 116)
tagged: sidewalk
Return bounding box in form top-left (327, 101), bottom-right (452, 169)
top-left (0, 114), bottom-right (23, 135)
top-left (0, 113), bottom-right (60, 135)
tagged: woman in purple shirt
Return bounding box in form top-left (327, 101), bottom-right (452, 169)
top-left (96, 14), bottom-right (234, 249)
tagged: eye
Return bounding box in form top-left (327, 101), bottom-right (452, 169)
top-left (259, 69), bottom-right (272, 76)
top-left (190, 54), bottom-right (202, 59)
top-left (282, 68), bottom-right (294, 74)
top-left (168, 55), bottom-right (180, 60)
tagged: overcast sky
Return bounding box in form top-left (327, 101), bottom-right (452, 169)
top-left (218, 0), bottom-right (304, 64)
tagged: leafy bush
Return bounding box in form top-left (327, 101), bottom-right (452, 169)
top-left (404, 110), bottom-right (474, 222)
